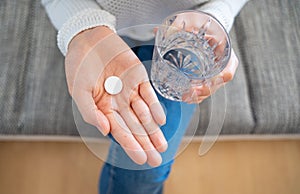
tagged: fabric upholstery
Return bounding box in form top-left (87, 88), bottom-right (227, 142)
top-left (0, 0), bottom-right (299, 136)
top-left (233, 0), bottom-right (300, 134)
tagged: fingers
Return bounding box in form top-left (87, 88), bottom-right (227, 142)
top-left (184, 77), bottom-right (225, 103)
top-left (220, 50), bottom-right (239, 82)
top-left (171, 12), bottom-right (208, 32)
top-left (73, 90), bottom-right (110, 135)
top-left (119, 109), bottom-right (163, 166)
top-left (109, 110), bottom-right (163, 167)
top-left (182, 82), bottom-right (213, 102)
top-left (119, 64), bottom-right (166, 126)
top-left (107, 112), bottom-right (148, 165)
top-left (148, 130), bottom-right (168, 153)
top-left (205, 34), bottom-right (226, 57)
top-left (109, 63), bottom-right (167, 166)
top-left (120, 105), bottom-right (168, 153)
top-left (135, 135), bottom-right (162, 167)
top-left (139, 82), bottom-right (166, 125)
top-left (182, 50), bottom-right (238, 104)
top-left (131, 96), bottom-right (168, 152)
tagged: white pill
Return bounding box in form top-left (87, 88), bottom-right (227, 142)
top-left (104, 76), bottom-right (123, 95)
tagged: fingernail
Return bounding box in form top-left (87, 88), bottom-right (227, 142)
top-left (96, 122), bottom-right (107, 136)
top-left (97, 126), bottom-right (108, 136)
top-left (156, 132), bottom-right (168, 153)
top-left (147, 150), bottom-right (162, 167)
top-left (157, 141), bottom-right (168, 153)
top-left (223, 72), bottom-right (233, 82)
top-left (96, 112), bottom-right (110, 136)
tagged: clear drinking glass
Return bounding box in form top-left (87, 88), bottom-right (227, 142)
top-left (151, 10), bottom-right (231, 101)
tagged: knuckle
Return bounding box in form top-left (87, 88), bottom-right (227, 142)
top-left (120, 141), bottom-right (131, 150)
top-left (138, 110), bottom-right (151, 123)
top-left (138, 136), bottom-right (153, 149)
top-left (131, 126), bottom-right (145, 136)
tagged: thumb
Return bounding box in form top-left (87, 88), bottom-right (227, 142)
top-left (73, 90), bottom-right (110, 136)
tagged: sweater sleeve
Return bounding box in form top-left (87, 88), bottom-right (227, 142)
top-left (197, 0), bottom-right (249, 32)
top-left (41, 0), bottom-right (116, 55)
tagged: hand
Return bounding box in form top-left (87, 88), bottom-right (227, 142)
top-left (65, 26), bottom-right (167, 167)
top-left (182, 50), bottom-right (238, 103)
top-left (155, 11), bottom-right (239, 104)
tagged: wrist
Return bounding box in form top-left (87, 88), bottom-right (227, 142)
top-left (68, 26), bottom-right (115, 53)
top-left (57, 8), bottom-right (116, 56)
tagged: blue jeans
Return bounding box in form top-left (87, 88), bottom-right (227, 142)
top-left (99, 38), bottom-right (196, 194)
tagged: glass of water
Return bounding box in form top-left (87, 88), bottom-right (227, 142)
top-left (151, 10), bottom-right (231, 101)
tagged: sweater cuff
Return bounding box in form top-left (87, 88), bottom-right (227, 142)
top-left (198, 1), bottom-right (234, 32)
top-left (57, 8), bottom-right (116, 56)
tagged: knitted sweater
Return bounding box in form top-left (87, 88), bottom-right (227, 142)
top-left (41, 0), bottom-right (249, 55)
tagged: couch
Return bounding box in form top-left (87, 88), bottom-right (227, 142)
top-left (0, 0), bottom-right (299, 141)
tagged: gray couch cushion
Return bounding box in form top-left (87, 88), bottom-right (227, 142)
top-left (197, 0), bottom-right (300, 135)
top-left (233, 0), bottom-right (300, 134)
top-left (0, 0), bottom-right (299, 136)
top-left (0, 0), bottom-right (76, 135)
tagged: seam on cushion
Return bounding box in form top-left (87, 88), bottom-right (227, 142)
top-left (233, 15), bottom-right (257, 134)
top-left (15, 0), bottom-right (37, 134)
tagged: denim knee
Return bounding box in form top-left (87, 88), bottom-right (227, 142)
top-left (102, 160), bottom-right (173, 184)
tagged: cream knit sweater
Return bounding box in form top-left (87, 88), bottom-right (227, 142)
top-left (41, 0), bottom-right (249, 55)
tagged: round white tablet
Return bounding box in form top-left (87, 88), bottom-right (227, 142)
top-left (104, 76), bottom-right (123, 95)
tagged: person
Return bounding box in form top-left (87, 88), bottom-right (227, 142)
top-left (41, 0), bottom-right (248, 193)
